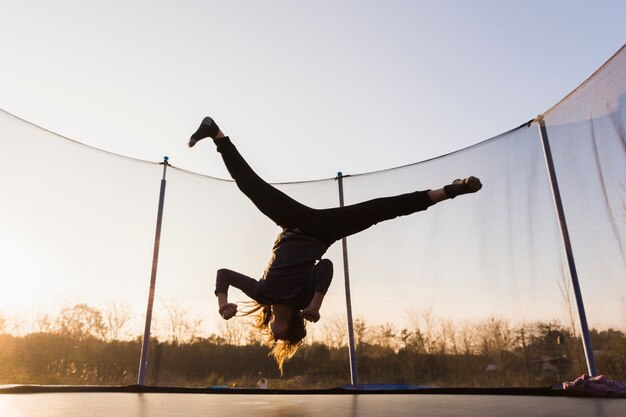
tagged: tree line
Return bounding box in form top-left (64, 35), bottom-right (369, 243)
top-left (1, 303), bottom-right (625, 389)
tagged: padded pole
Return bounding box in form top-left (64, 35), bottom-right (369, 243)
top-left (336, 172), bottom-right (359, 385)
top-left (536, 118), bottom-right (597, 376)
top-left (137, 156), bottom-right (169, 385)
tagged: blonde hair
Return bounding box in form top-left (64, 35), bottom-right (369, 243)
top-left (239, 302), bottom-right (306, 375)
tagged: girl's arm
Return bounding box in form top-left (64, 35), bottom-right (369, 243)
top-left (215, 269), bottom-right (259, 319)
top-left (302, 291), bottom-right (325, 322)
top-left (312, 259), bottom-right (333, 293)
top-left (302, 259), bottom-right (333, 322)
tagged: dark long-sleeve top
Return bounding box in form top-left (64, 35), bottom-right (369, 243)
top-left (215, 230), bottom-right (333, 309)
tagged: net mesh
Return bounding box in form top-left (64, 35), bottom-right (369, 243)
top-left (0, 45), bottom-right (624, 388)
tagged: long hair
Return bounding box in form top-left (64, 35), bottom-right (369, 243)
top-left (239, 301), bottom-right (306, 375)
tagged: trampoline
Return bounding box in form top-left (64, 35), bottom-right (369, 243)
top-left (1, 33), bottom-right (625, 417)
top-left (1, 385), bottom-right (626, 417)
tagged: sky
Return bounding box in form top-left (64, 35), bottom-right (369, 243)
top-left (1, 0), bottom-right (625, 339)
top-left (0, 0), bottom-right (624, 181)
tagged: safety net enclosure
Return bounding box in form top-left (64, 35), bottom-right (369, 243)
top-left (0, 45), bottom-right (624, 389)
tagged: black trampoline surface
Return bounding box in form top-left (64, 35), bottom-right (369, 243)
top-left (2, 392), bottom-right (626, 417)
top-left (1, 386), bottom-right (626, 417)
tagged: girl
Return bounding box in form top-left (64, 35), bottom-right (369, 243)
top-left (188, 117), bottom-right (482, 372)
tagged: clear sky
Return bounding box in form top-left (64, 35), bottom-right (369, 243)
top-left (1, 0), bottom-right (625, 181)
top-left (1, 0), bottom-right (625, 338)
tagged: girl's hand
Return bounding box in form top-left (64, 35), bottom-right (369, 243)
top-left (301, 306), bottom-right (320, 323)
top-left (219, 303), bottom-right (238, 320)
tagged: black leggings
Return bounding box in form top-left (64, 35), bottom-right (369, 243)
top-left (214, 137), bottom-right (434, 246)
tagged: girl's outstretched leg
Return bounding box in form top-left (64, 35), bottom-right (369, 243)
top-left (313, 177), bottom-right (482, 245)
top-left (188, 117), bottom-right (312, 228)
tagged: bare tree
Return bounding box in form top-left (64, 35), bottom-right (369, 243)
top-left (2, 313), bottom-right (28, 336)
top-left (353, 317), bottom-right (371, 347)
top-left (374, 322), bottom-right (399, 351)
top-left (407, 307), bottom-right (439, 354)
top-left (55, 304), bottom-right (106, 340)
top-left (32, 312), bottom-right (54, 333)
top-left (160, 299), bottom-right (201, 344)
top-left (218, 318), bottom-right (249, 346)
top-left (320, 315), bottom-right (347, 349)
top-left (476, 317), bottom-right (515, 368)
top-left (458, 321), bottom-right (477, 356)
top-left (102, 301), bottom-right (132, 342)
top-left (440, 319), bottom-right (459, 356)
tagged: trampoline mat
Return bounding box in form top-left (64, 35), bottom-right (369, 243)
top-left (1, 392), bottom-right (625, 417)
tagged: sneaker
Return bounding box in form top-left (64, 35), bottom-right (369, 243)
top-left (443, 176), bottom-right (482, 199)
top-left (188, 117), bottom-right (220, 147)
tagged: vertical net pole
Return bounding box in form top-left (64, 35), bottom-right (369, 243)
top-left (536, 118), bottom-right (597, 376)
top-left (137, 156), bottom-right (169, 385)
top-left (336, 172), bottom-right (359, 385)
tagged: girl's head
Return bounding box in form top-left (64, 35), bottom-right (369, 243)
top-left (242, 302), bottom-right (306, 374)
